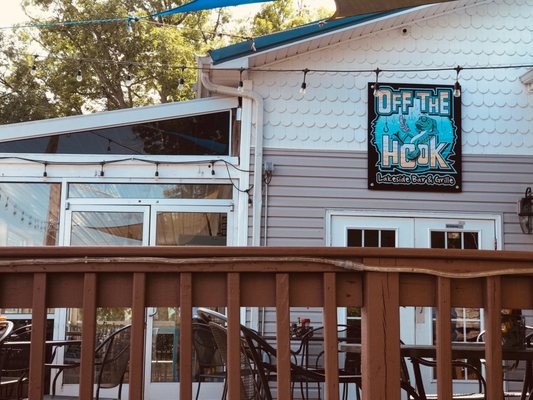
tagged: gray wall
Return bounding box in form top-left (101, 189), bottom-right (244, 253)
top-left (259, 149), bottom-right (533, 251)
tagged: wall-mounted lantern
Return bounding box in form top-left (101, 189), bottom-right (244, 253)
top-left (518, 187), bottom-right (533, 234)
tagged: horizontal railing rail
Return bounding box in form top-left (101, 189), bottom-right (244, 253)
top-left (0, 247), bottom-right (532, 400)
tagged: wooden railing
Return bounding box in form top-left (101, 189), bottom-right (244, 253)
top-left (1, 247), bottom-right (533, 400)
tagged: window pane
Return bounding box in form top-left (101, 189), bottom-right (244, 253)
top-left (0, 183), bottom-right (61, 246)
top-left (447, 232), bottom-right (462, 249)
top-left (70, 211), bottom-right (144, 245)
top-left (430, 231), bottom-right (445, 249)
top-left (364, 230), bottom-right (379, 247)
top-left (463, 232), bottom-right (479, 249)
top-left (347, 229), bottom-right (362, 247)
top-left (69, 183), bottom-right (232, 199)
top-left (156, 213), bottom-right (226, 246)
top-left (381, 230), bottom-right (396, 247)
top-left (0, 111), bottom-right (231, 156)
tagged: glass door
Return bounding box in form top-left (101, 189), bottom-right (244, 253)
top-left (64, 205), bottom-right (150, 246)
top-left (145, 206), bottom-right (230, 400)
top-left (329, 212), bottom-right (499, 397)
top-left (414, 217), bottom-right (496, 395)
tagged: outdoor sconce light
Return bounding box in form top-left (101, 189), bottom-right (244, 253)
top-left (518, 187), bottom-right (533, 234)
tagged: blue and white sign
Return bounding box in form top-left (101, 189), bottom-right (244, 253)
top-left (368, 83), bottom-right (462, 192)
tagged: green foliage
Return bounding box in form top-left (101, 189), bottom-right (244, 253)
top-left (0, 0), bottom-right (324, 124)
top-left (235, 0), bottom-right (331, 38)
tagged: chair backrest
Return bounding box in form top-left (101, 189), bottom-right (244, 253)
top-left (0, 320), bottom-right (14, 344)
top-left (192, 321), bottom-right (224, 371)
top-left (94, 324), bottom-right (131, 390)
top-left (208, 321), bottom-right (268, 400)
top-left (1, 324), bottom-right (32, 374)
top-left (0, 320), bottom-right (14, 375)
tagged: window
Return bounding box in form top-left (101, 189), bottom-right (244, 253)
top-left (0, 111), bottom-right (232, 156)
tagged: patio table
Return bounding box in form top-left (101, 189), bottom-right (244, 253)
top-left (339, 342), bottom-right (533, 400)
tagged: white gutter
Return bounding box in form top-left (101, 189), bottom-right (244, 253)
top-left (199, 67), bottom-right (264, 246)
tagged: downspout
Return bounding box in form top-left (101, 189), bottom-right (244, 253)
top-left (200, 69), bottom-right (264, 247)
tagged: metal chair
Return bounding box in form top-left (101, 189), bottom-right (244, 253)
top-left (192, 321), bottom-right (226, 400)
top-left (208, 321), bottom-right (270, 400)
top-left (0, 324), bottom-right (31, 400)
top-left (409, 356), bottom-right (486, 400)
top-left (47, 324), bottom-right (131, 400)
top-left (0, 320), bottom-right (17, 400)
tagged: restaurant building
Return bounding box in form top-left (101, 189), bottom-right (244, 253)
top-left (0, 0), bottom-right (531, 397)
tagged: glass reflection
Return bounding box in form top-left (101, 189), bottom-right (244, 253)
top-left (156, 213), bottom-right (226, 246)
top-left (0, 183), bottom-right (61, 246)
top-left (70, 211), bottom-right (144, 245)
top-left (0, 111), bottom-right (231, 156)
top-left (68, 183), bottom-right (232, 200)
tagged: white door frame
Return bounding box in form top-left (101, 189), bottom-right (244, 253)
top-left (327, 210), bottom-right (502, 394)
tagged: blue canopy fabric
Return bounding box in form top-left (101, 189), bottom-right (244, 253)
top-left (152, 0), bottom-right (273, 17)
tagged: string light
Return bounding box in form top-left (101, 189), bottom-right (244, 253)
top-left (30, 55), bottom-right (38, 75)
top-left (373, 68), bottom-right (381, 97)
top-left (127, 16), bottom-right (139, 33)
top-left (76, 68), bottom-right (83, 82)
top-left (454, 65), bottom-right (462, 98)
top-left (237, 67), bottom-right (245, 92)
top-left (178, 65), bottom-right (185, 90)
top-left (299, 68), bottom-right (309, 96)
top-left (125, 64), bottom-right (133, 87)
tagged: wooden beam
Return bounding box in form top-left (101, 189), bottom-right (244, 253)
top-left (324, 272), bottom-right (340, 400)
top-left (276, 273), bottom-right (292, 399)
top-left (79, 273), bottom-right (97, 400)
top-left (484, 276), bottom-right (503, 400)
top-left (180, 273), bottom-right (193, 400)
top-left (362, 271), bottom-right (400, 399)
top-left (436, 277), bottom-right (452, 400)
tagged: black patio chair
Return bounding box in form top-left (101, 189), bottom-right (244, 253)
top-left (192, 321), bottom-right (226, 400)
top-left (46, 324), bottom-right (131, 400)
top-left (208, 321), bottom-right (270, 400)
top-left (0, 324), bottom-right (32, 400)
top-left (0, 320), bottom-right (17, 400)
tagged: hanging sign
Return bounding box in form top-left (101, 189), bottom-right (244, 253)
top-left (368, 83), bottom-right (462, 192)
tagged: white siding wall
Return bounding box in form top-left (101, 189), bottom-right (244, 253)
top-left (260, 149), bottom-right (533, 250)
top-left (250, 0), bottom-right (532, 155)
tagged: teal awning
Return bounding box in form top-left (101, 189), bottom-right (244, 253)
top-left (152, 0), bottom-right (273, 17)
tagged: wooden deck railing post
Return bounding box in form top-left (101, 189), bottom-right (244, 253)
top-left (179, 272), bottom-right (193, 400)
top-left (29, 273), bottom-right (47, 400)
top-left (323, 272), bottom-right (340, 400)
top-left (362, 271), bottom-right (400, 399)
top-left (227, 273), bottom-right (241, 400)
top-left (130, 272), bottom-right (146, 400)
top-left (276, 273), bottom-right (292, 399)
top-left (485, 276), bottom-right (503, 400)
top-left (79, 273), bottom-right (97, 400)
top-left (436, 277), bottom-right (452, 399)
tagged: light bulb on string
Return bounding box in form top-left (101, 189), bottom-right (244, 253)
top-left (127, 16), bottom-right (138, 34)
top-left (299, 68), bottom-right (309, 96)
top-left (125, 64), bottom-right (133, 87)
top-left (76, 69), bottom-right (83, 82)
top-left (237, 67), bottom-right (245, 92)
top-left (30, 55), bottom-right (38, 75)
top-left (373, 68), bottom-right (381, 97)
top-left (453, 65), bottom-right (462, 98)
top-left (178, 65), bottom-right (185, 91)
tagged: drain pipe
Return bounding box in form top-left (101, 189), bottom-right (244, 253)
top-left (199, 67), bottom-right (264, 247)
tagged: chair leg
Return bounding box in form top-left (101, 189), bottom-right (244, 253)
top-left (195, 378), bottom-right (202, 400)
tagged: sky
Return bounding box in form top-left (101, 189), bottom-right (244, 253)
top-left (0, 0), bottom-right (336, 27)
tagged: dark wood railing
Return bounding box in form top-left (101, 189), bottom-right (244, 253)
top-left (1, 247), bottom-right (533, 400)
